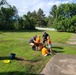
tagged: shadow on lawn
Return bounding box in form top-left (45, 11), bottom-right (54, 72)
top-left (52, 46), bottom-right (63, 49)
top-left (0, 29), bottom-right (44, 33)
top-left (0, 71), bottom-right (44, 75)
top-left (0, 56), bottom-right (10, 60)
top-left (0, 56), bottom-right (42, 63)
top-left (16, 57), bottom-right (43, 63)
top-left (54, 50), bottom-right (64, 53)
top-left (52, 46), bottom-right (64, 53)
top-left (0, 56), bottom-right (24, 60)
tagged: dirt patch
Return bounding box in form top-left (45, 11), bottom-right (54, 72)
top-left (67, 33), bottom-right (76, 45)
top-left (67, 42), bottom-right (76, 44)
top-left (16, 57), bottom-right (40, 65)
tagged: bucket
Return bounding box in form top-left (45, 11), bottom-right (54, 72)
top-left (10, 53), bottom-right (16, 59)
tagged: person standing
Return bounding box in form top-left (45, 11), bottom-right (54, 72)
top-left (42, 32), bottom-right (49, 44)
top-left (47, 36), bottom-right (55, 55)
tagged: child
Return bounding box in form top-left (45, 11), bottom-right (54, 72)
top-left (36, 36), bottom-right (40, 44)
top-left (47, 36), bottom-right (53, 54)
top-left (41, 45), bottom-right (48, 56)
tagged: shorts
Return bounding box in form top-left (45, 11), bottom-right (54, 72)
top-left (48, 44), bottom-right (52, 48)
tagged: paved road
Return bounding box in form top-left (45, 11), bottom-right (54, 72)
top-left (35, 27), bottom-right (55, 31)
top-left (40, 54), bottom-right (76, 75)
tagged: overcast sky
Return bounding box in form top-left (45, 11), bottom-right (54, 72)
top-left (7, 0), bottom-right (76, 16)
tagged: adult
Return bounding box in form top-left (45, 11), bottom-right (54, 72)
top-left (29, 35), bottom-right (37, 50)
top-left (42, 32), bottom-right (49, 44)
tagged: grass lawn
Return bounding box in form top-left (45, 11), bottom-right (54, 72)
top-left (0, 30), bottom-right (76, 75)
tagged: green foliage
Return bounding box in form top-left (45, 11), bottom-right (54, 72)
top-left (47, 16), bottom-right (54, 27)
top-left (0, 0), bottom-right (47, 30)
top-left (36, 8), bottom-right (46, 27)
top-left (48, 5), bottom-right (57, 27)
top-left (50, 5), bottom-right (57, 18)
top-left (53, 3), bottom-right (76, 32)
top-left (0, 1), bottom-right (76, 31)
top-left (70, 15), bottom-right (76, 32)
top-left (23, 15), bottom-right (35, 30)
top-left (0, 0), bottom-right (18, 30)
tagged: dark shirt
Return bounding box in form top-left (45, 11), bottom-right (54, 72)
top-left (43, 33), bottom-right (49, 40)
top-left (29, 37), bottom-right (36, 43)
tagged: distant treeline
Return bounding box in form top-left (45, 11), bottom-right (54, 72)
top-left (0, 0), bottom-right (76, 32)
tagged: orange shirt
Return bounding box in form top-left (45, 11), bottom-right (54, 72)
top-left (42, 47), bottom-right (48, 55)
top-left (36, 37), bottom-right (40, 44)
top-left (47, 39), bottom-right (51, 44)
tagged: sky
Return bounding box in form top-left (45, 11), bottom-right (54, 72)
top-left (7, 0), bottom-right (76, 16)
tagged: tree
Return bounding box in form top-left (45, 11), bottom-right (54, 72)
top-left (27, 11), bottom-right (32, 18)
top-left (47, 16), bottom-right (54, 27)
top-left (50, 5), bottom-right (57, 18)
top-left (36, 8), bottom-right (46, 27)
top-left (53, 3), bottom-right (76, 32)
top-left (23, 15), bottom-right (35, 30)
top-left (0, 0), bottom-right (19, 30)
top-left (48, 5), bottom-right (57, 27)
top-left (27, 10), bottom-right (37, 27)
top-left (0, 6), bottom-right (18, 30)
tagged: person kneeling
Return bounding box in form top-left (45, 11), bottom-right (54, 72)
top-left (29, 35), bottom-right (37, 50)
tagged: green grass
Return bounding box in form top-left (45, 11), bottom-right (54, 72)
top-left (0, 30), bottom-right (76, 75)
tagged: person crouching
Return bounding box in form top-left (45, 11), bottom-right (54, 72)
top-left (29, 35), bottom-right (37, 50)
